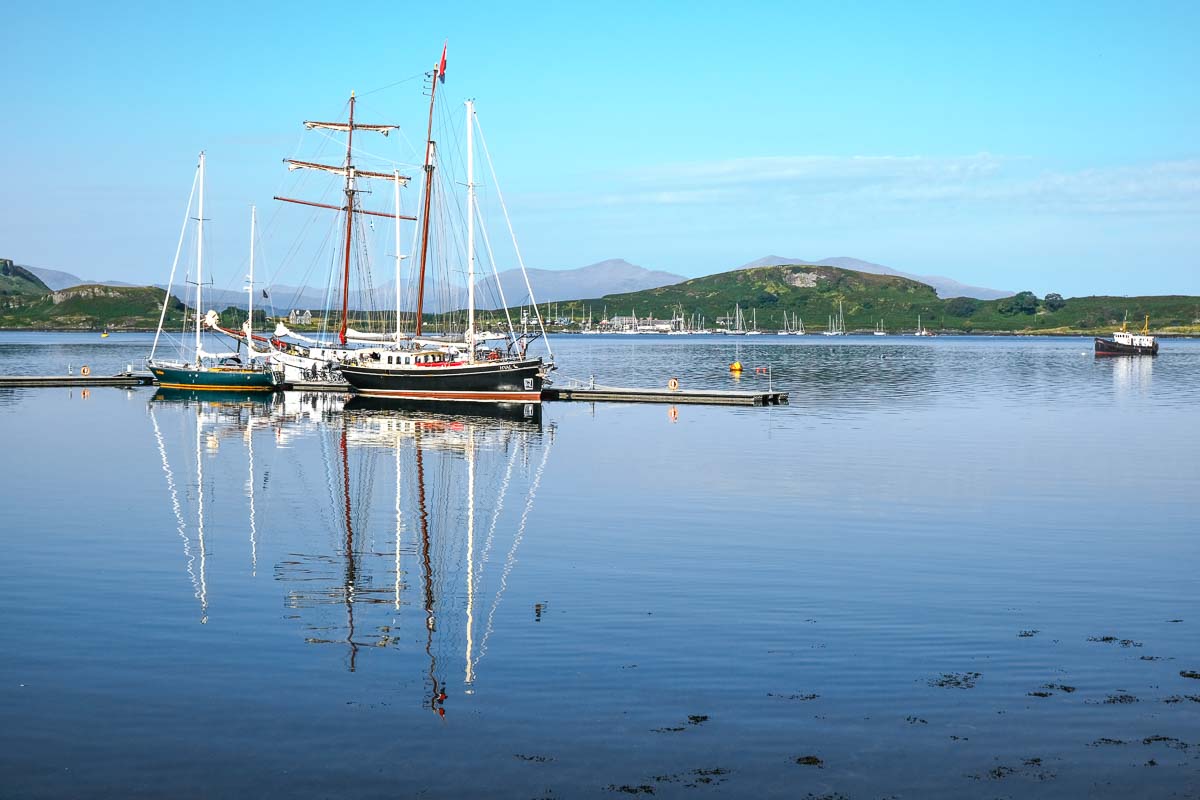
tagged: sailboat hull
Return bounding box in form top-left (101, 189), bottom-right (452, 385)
top-left (340, 358), bottom-right (546, 402)
top-left (149, 363), bottom-right (279, 391)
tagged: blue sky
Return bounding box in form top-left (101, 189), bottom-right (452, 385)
top-left (2, 0), bottom-right (1197, 297)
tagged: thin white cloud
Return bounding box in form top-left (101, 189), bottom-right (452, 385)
top-left (569, 154), bottom-right (1200, 215)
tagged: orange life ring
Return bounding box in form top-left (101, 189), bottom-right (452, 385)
top-left (80, 365), bottom-right (91, 376)
top-left (667, 377), bottom-right (679, 391)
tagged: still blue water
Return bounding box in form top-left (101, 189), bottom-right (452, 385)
top-left (1, 332), bottom-right (1198, 798)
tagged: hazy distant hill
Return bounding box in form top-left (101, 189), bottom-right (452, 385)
top-left (737, 255), bottom-right (1010, 300)
top-left (475, 259), bottom-right (686, 307)
top-left (25, 265), bottom-right (133, 291)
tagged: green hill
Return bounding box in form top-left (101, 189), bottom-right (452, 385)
top-left (516, 264), bottom-right (1200, 334)
top-left (0, 284), bottom-right (186, 330)
top-left (0, 258), bottom-right (51, 296)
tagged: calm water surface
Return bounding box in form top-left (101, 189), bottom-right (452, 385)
top-left (1, 332), bottom-right (1198, 798)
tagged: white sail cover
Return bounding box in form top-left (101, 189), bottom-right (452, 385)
top-left (285, 159), bottom-right (409, 184)
top-left (303, 121), bottom-right (398, 135)
top-left (273, 323), bottom-right (336, 347)
top-left (345, 328), bottom-right (406, 343)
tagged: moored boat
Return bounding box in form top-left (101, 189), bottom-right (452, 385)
top-left (147, 154), bottom-right (280, 392)
top-left (1095, 315), bottom-right (1158, 356)
top-left (338, 55), bottom-right (552, 403)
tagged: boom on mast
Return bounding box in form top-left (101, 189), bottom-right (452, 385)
top-left (273, 93), bottom-right (414, 344)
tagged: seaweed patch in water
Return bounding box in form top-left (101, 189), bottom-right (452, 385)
top-left (606, 785), bottom-right (655, 795)
top-left (1162, 694), bottom-right (1200, 704)
top-left (687, 715), bottom-right (709, 725)
top-left (795, 755), bottom-right (824, 767)
top-left (515, 754), bottom-right (554, 763)
top-left (905, 715), bottom-right (928, 724)
top-left (651, 768), bottom-right (731, 788)
top-left (1018, 629), bottom-right (1040, 638)
top-left (1099, 694), bottom-right (1139, 705)
top-left (650, 727), bottom-right (685, 733)
top-left (1180, 670), bottom-right (1200, 680)
top-left (768, 692), bottom-right (819, 701)
top-left (1142, 735), bottom-right (1189, 750)
top-left (929, 671), bottom-right (981, 689)
top-left (1042, 683), bottom-right (1076, 693)
top-left (1089, 636), bottom-right (1144, 647)
top-left (1028, 691), bottom-right (1053, 698)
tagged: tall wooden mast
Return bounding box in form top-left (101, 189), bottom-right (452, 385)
top-left (338, 93), bottom-right (357, 345)
top-left (415, 44), bottom-right (447, 337)
top-left (275, 99), bottom-right (413, 344)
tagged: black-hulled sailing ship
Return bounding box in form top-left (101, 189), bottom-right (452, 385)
top-left (337, 47), bottom-right (553, 403)
top-left (1095, 314), bottom-right (1159, 356)
top-left (267, 89), bottom-right (415, 386)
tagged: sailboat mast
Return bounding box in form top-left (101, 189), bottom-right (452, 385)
top-left (465, 99), bottom-right (476, 362)
top-left (339, 92), bottom-right (357, 346)
top-left (394, 170), bottom-right (403, 340)
top-left (247, 205), bottom-right (255, 345)
top-left (415, 47), bottom-right (446, 337)
top-left (195, 151), bottom-right (206, 362)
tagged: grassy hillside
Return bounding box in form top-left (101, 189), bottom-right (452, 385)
top-left (0, 258), bottom-right (51, 297)
top-left (511, 264), bottom-right (1200, 334)
top-left (0, 284), bottom-right (186, 330)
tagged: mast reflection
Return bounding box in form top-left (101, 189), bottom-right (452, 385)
top-left (149, 389), bottom-right (277, 623)
top-left (280, 399), bottom-right (552, 717)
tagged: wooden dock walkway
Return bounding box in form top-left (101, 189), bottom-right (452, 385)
top-left (543, 384), bottom-right (787, 406)
top-left (0, 372), bottom-right (155, 388)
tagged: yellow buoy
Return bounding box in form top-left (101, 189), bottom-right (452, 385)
top-left (667, 377), bottom-right (680, 391)
top-left (729, 361), bottom-right (743, 373)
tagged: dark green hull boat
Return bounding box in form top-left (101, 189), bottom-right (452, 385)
top-left (148, 362), bottom-right (278, 391)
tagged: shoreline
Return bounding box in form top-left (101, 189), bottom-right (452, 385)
top-left (1, 326), bottom-right (1197, 339)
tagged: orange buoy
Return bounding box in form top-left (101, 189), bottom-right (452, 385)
top-left (667, 377), bottom-right (680, 391)
top-left (729, 361), bottom-right (742, 372)
top-left (80, 365), bottom-right (91, 376)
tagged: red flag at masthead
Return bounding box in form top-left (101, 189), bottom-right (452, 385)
top-left (437, 43), bottom-right (447, 83)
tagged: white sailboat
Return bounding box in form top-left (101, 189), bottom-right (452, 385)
top-left (147, 154), bottom-right (280, 391)
top-left (823, 300), bottom-right (846, 336)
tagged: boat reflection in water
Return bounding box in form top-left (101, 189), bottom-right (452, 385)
top-left (148, 388), bottom-right (553, 716)
top-left (149, 388), bottom-right (278, 622)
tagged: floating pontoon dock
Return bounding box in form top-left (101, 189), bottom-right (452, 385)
top-left (0, 372), bottom-right (155, 388)
top-left (543, 383), bottom-right (787, 406)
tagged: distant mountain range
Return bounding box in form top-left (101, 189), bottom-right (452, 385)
top-left (475, 259), bottom-right (686, 308)
top-left (736, 256), bottom-right (1010, 300)
top-left (20, 254), bottom-right (1005, 311)
top-left (25, 266), bottom-right (134, 291)
top-left (23, 258), bottom-right (687, 312)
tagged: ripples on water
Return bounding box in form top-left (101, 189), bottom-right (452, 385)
top-left (0, 332), bottom-right (1198, 798)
